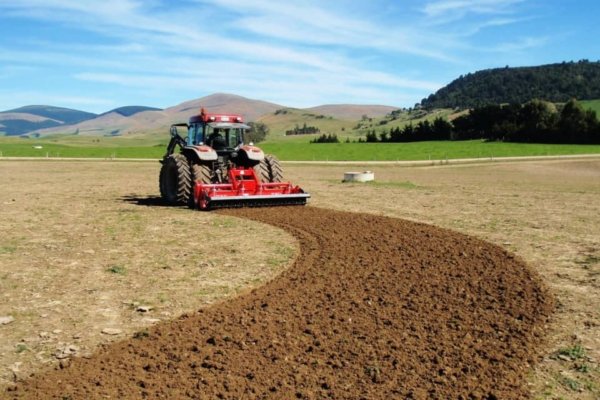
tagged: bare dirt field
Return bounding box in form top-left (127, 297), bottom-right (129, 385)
top-left (1, 158), bottom-right (599, 399)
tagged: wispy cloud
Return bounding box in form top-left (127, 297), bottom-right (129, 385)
top-left (204, 0), bottom-right (461, 62)
top-left (423, 0), bottom-right (525, 19)
top-left (0, 0), bottom-right (584, 112)
top-left (0, 0), bottom-right (449, 109)
top-left (489, 36), bottom-right (549, 52)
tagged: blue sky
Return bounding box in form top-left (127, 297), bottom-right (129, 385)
top-left (0, 0), bottom-right (598, 113)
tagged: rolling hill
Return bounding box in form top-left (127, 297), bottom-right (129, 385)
top-left (30, 93), bottom-right (284, 137)
top-left (18, 93), bottom-right (400, 138)
top-left (303, 104), bottom-right (398, 120)
top-left (100, 106), bottom-right (162, 117)
top-left (421, 60), bottom-right (600, 109)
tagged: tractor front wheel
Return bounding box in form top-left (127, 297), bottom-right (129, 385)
top-left (265, 154), bottom-right (284, 182)
top-left (159, 154), bottom-right (192, 205)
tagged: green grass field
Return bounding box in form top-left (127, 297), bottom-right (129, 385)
top-left (0, 141), bottom-right (165, 159)
top-left (582, 99), bottom-right (600, 115)
top-left (2, 137), bottom-right (599, 161)
top-left (261, 141), bottom-right (600, 161)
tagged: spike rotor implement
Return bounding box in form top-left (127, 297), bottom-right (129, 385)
top-left (193, 167), bottom-right (309, 210)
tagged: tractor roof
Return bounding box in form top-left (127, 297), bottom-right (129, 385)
top-left (189, 112), bottom-right (244, 124)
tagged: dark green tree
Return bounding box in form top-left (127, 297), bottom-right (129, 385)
top-left (558, 99), bottom-right (588, 143)
top-left (514, 100), bottom-right (558, 142)
top-left (431, 117), bottom-right (453, 140)
top-left (365, 130), bottom-right (378, 142)
top-left (379, 130), bottom-right (389, 142)
top-left (246, 121), bottom-right (269, 143)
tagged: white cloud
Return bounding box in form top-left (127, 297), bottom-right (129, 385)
top-left (423, 0), bottom-right (525, 18)
top-left (203, 0), bottom-right (460, 61)
top-left (0, 0), bottom-right (567, 111)
top-left (0, 0), bottom-right (447, 105)
top-left (489, 36), bottom-right (549, 52)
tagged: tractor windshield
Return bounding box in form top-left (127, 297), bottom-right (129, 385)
top-left (205, 122), bottom-right (249, 150)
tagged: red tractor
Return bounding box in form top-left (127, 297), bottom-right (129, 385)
top-left (159, 109), bottom-right (309, 210)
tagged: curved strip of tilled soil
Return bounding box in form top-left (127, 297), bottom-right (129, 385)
top-left (8, 207), bottom-right (553, 399)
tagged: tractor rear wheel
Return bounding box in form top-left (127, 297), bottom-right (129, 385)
top-left (265, 154), bottom-right (284, 182)
top-left (191, 163), bottom-right (213, 184)
top-left (189, 163), bottom-right (213, 208)
top-left (159, 153), bottom-right (192, 205)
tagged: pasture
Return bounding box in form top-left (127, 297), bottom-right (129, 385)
top-left (1, 136), bottom-right (600, 161)
top-left (0, 158), bottom-right (598, 398)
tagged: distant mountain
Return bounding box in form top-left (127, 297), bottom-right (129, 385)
top-left (101, 106), bottom-right (162, 117)
top-left (421, 60), bottom-right (600, 109)
top-left (31, 93), bottom-right (285, 137)
top-left (166, 93), bottom-right (283, 122)
top-left (0, 105), bottom-right (97, 136)
top-left (7, 93), bottom-right (400, 138)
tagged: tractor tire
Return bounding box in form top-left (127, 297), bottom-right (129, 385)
top-left (265, 154), bottom-right (284, 182)
top-left (253, 159), bottom-right (271, 183)
top-left (191, 163), bottom-right (213, 184)
top-left (188, 163), bottom-right (213, 208)
top-left (159, 153), bottom-right (192, 205)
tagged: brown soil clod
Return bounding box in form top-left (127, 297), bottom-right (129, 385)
top-left (8, 206), bottom-right (554, 399)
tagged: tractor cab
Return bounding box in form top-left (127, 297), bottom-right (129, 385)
top-left (187, 112), bottom-right (249, 153)
top-left (205, 124), bottom-right (244, 150)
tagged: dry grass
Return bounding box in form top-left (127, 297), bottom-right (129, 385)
top-left (0, 160), bottom-right (296, 386)
top-left (1, 158), bottom-right (599, 399)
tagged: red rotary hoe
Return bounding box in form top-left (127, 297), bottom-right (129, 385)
top-left (159, 109), bottom-right (309, 210)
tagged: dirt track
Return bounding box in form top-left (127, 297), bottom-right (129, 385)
top-left (7, 206), bottom-right (553, 399)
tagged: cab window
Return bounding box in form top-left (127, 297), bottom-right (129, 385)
top-left (226, 129), bottom-right (241, 147)
top-left (187, 125), bottom-right (196, 146)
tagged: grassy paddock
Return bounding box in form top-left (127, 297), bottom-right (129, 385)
top-left (261, 141), bottom-right (600, 161)
top-left (1, 138), bottom-right (599, 161)
top-left (0, 141), bottom-right (165, 159)
top-left (582, 99), bottom-right (600, 115)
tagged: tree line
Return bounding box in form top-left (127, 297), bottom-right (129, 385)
top-left (310, 133), bottom-right (340, 143)
top-left (354, 99), bottom-right (600, 144)
top-left (285, 123), bottom-right (320, 136)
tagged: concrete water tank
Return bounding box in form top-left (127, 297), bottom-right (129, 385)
top-left (343, 171), bottom-right (375, 182)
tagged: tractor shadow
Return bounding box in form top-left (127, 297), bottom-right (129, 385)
top-left (121, 195), bottom-right (171, 207)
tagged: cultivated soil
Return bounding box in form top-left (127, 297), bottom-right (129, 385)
top-left (1, 158), bottom-right (599, 399)
top-left (8, 206), bottom-right (553, 399)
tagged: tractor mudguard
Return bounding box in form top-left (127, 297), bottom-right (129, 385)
top-left (239, 145), bottom-right (265, 162)
top-left (183, 145), bottom-right (218, 163)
